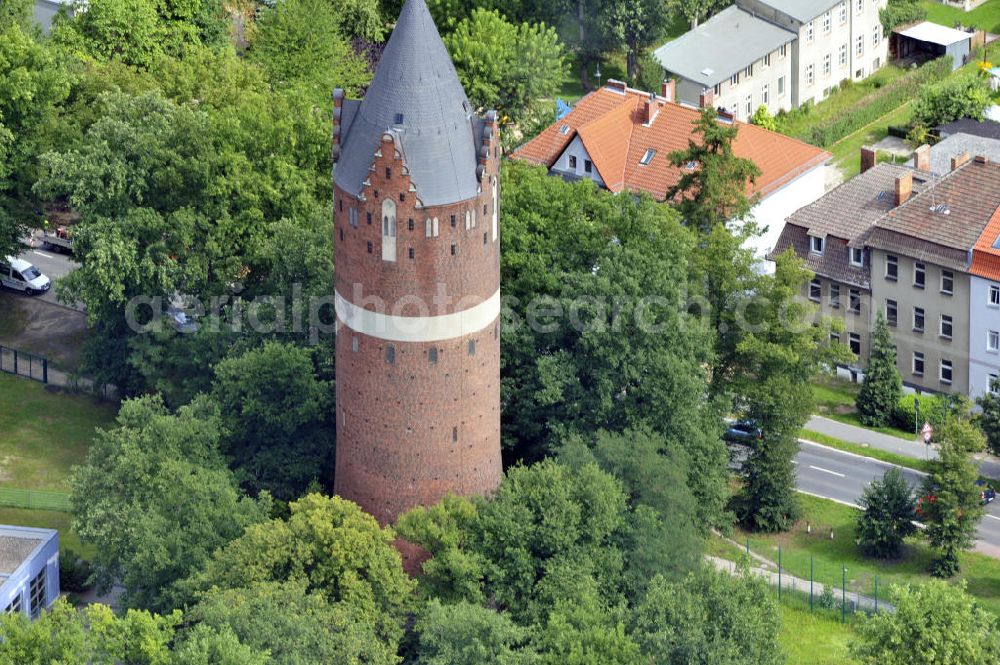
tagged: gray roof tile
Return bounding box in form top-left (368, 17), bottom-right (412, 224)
top-left (334, 0), bottom-right (480, 207)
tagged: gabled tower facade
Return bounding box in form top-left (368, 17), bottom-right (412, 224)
top-left (332, 0), bottom-right (502, 531)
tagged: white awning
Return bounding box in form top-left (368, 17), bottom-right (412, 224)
top-left (896, 21), bottom-right (972, 47)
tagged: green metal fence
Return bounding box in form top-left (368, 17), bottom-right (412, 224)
top-left (0, 487), bottom-right (71, 512)
top-left (0, 345), bottom-right (48, 384)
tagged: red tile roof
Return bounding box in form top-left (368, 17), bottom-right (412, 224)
top-left (971, 206), bottom-right (1000, 281)
top-left (512, 84), bottom-right (830, 202)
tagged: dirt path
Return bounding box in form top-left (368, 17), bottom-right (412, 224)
top-left (0, 293), bottom-right (87, 372)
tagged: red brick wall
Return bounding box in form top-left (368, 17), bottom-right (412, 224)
top-left (333, 121), bottom-right (503, 531)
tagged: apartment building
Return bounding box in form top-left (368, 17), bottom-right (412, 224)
top-left (655, 0), bottom-right (888, 120)
top-left (772, 162), bottom-right (928, 362)
top-left (776, 149), bottom-right (1000, 396)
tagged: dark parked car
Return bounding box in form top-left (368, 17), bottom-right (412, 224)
top-left (976, 480), bottom-right (996, 506)
top-left (724, 419), bottom-right (763, 446)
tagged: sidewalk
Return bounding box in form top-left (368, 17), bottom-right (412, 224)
top-left (707, 556), bottom-right (893, 614)
top-left (806, 415), bottom-right (1000, 480)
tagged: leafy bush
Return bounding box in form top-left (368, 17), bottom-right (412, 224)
top-left (893, 393), bottom-right (949, 432)
top-left (818, 584), bottom-right (837, 610)
top-left (911, 75), bottom-right (992, 130)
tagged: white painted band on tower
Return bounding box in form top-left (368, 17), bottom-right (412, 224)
top-left (335, 288), bottom-right (500, 342)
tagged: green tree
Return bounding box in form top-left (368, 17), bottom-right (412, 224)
top-left (332, 0), bottom-right (385, 40)
top-left (667, 107), bottom-right (762, 233)
top-left (249, 0), bottom-right (371, 104)
top-left (187, 493), bottom-right (415, 650)
top-left (211, 342), bottom-right (334, 500)
top-left (187, 581), bottom-right (398, 665)
top-left (856, 311), bottom-right (904, 427)
top-left (445, 9), bottom-right (567, 124)
top-left (856, 467), bottom-right (917, 558)
top-left (879, 0), bottom-right (926, 35)
top-left (415, 600), bottom-right (539, 665)
top-left (850, 581), bottom-right (1000, 665)
top-left (0, 23), bottom-right (70, 257)
top-left (975, 377), bottom-right (1000, 455)
top-left (666, 0), bottom-right (730, 27)
top-left (732, 252), bottom-right (845, 532)
top-left (70, 395), bottom-right (270, 612)
top-left (911, 75), bottom-right (991, 131)
top-left (0, 0), bottom-right (33, 29)
top-left (0, 600), bottom-right (179, 665)
top-left (599, 0), bottom-right (673, 83)
top-left (171, 625), bottom-right (270, 665)
top-left (918, 440), bottom-right (984, 577)
top-left (631, 566), bottom-right (782, 665)
top-left (937, 415), bottom-right (987, 455)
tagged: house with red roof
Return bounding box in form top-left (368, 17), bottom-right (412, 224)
top-left (511, 80), bottom-right (831, 262)
top-left (969, 208), bottom-right (1000, 396)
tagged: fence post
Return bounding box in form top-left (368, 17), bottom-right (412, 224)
top-left (809, 556), bottom-right (814, 611)
top-left (874, 576), bottom-right (878, 613)
top-left (778, 546), bottom-right (782, 601)
top-left (842, 565), bottom-right (847, 624)
top-left (42, 358), bottom-right (48, 384)
top-left (746, 538), bottom-right (750, 559)
top-left (13, 349), bottom-right (17, 376)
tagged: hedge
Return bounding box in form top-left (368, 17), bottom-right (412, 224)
top-left (892, 393), bottom-right (951, 432)
top-left (793, 57), bottom-right (952, 148)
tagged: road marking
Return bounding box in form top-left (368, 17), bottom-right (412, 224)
top-left (808, 465), bottom-right (846, 478)
top-left (798, 439), bottom-right (929, 477)
top-left (31, 250), bottom-right (54, 259)
top-left (986, 514), bottom-right (1000, 522)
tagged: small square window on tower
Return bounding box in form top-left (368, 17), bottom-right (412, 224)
top-left (408, 218), bottom-right (414, 231)
top-left (385, 345), bottom-right (395, 364)
top-left (468, 340), bottom-right (476, 356)
top-left (408, 247), bottom-right (414, 259)
top-left (399, 193), bottom-right (405, 202)
top-left (367, 241), bottom-right (373, 254)
top-left (429, 347), bottom-right (438, 364)
top-left (386, 168), bottom-right (392, 179)
top-left (451, 244), bottom-right (457, 256)
top-left (483, 232), bottom-right (487, 244)
top-left (452, 426), bottom-right (458, 442)
top-left (352, 336), bottom-right (359, 353)
top-left (451, 215), bottom-right (456, 228)
top-left (367, 212), bottom-right (372, 225)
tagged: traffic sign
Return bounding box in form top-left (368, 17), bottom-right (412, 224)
top-left (922, 421), bottom-right (933, 444)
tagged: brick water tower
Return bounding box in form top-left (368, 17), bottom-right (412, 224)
top-left (332, 0), bottom-right (503, 531)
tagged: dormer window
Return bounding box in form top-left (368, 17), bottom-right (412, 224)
top-left (809, 235), bottom-right (825, 255)
top-left (850, 247), bottom-right (863, 266)
top-left (639, 149), bottom-right (656, 166)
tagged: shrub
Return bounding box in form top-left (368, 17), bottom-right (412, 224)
top-left (59, 549), bottom-right (93, 593)
top-left (893, 393), bottom-right (949, 432)
top-left (818, 584), bottom-right (837, 610)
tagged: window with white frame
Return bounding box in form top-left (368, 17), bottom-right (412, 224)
top-left (830, 283), bottom-right (841, 308)
top-left (762, 83), bottom-right (769, 105)
top-left (850, 247), bottom-right (863, 266)
top-left (941, 270), bottom-right (953, 295)
top-left (991, 284), bottom-right (1000, 306)
top-left (886, 299), bottom-right (897, 326)
top-left (873, 30), bottom-right (880, 48)
top-left (806, 21), bottom-right (814, 41)
top-left (824, 53), bottom-right (832, 76)
top-left (914, 262), bottom-right (926, 289)
top-left (849, 333), bottom-right (861, 356)
top-left (839, 44), bottom-right (848, 66)
top-left (745, 64), bottom-right (753, 78)
top-left (856, 34), bottom-right (864, 56)
top-left (913, 306), bottom-right (925, 332)
top-left (714, 82), bottom-right (722, 96)
top-left (810, 235), bottom-right (824, 254)
top-left (778, 76), bottom-right (786, 96)
top-left (849, 289), bottom-right (861, 314)
top-left (731, 72), bottom-right (740, 86)
top-left (991, 374), bottom-right (1000, 394)
top-left (830, 332), bottom-right (841, 344)
top-left (989, 330), bottom-right (1000, 352)
top-left (780, 44), bottom-right (787, 57)
top-left (940, 314), bottom-right (953, 339)
top-left (839, 2), bottom-right (847, 23)
top-left (764, 53), bottom-right (771, 67)
top-left (806, 63), bottom-right (815, 86)
top-left (855, 0), bottom-right (863, 13)
top-left (809, 278), bottom-right (822, 301)
top-left (823, 11), bottom-right (831, 32)
top-left (886, 255), bottom-right (898, 280)
top-left (940, 359), bottom-right (953, 385)
top-left (913, 351), bottom-right (924, 375)
top-left (745, 94), bottom-right (752, 118)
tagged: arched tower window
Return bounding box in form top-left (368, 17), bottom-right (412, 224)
top-left (382, 199), bottom-right (397, 262)
top-left (492, 177), bottom-right (498, 241)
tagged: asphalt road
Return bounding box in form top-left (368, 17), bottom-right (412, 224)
top-left (13, 246), bottom-right (79, 308)
top-left (795, 440), bottom-right (1000, 550)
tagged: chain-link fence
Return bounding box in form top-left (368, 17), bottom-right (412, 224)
top-left (0, 487), bottom-right (71, 512)
top-left (0, 345), bottom-right (48, 384)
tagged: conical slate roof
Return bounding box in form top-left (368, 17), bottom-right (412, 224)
top-left (334, 0), bottom-right (481, 207)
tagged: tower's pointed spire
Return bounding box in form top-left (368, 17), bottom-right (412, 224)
top-left (335, 0), bottom-right (481, 207)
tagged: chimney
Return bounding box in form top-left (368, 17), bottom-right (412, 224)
top-left (895, 173), bottom-right (913, 207)
top-left (661, 79), bottom-right (676, 103)
top-left (860, 146), bottom-right (877, 174)
top-left (951, 151), bottom-right (970, 171)
top-left (699, 88), bottom-right (714, 109)
top-left (913, 144), bottom-right (931, 172)
top-left (607, 79), bottom-right (627, 93)
top-left (643, 93), bottom-right (661, 125)
top-left (976, 155), bottom-right (989, 164)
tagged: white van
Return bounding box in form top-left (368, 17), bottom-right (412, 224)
top-left (0, 256), bottom-right (51, 296)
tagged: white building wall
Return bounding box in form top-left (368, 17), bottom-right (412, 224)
top-left (748, 165), bottom-right (828, 263)
top-left (969, 275), bottom-right (1000, 397)
top-left (551, 136), bottom-right (605, 188)
top-left (712, 47), bottom-right (795, 121)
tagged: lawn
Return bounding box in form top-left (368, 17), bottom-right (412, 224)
top-left (0, 507), bottom-right (93, 558)
top-left (923, 0), bottom-right (1000, 33)
top-left (0, 373), bottom-right (115, 490)
top-left (829, 102), bottom-right (915, 177)
top-left (811, 375), bottom-right (917, 440)
top-left (723, 494), bottom-right (1000, 617)
top-left (778, 602), bottom-right (859, 665)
